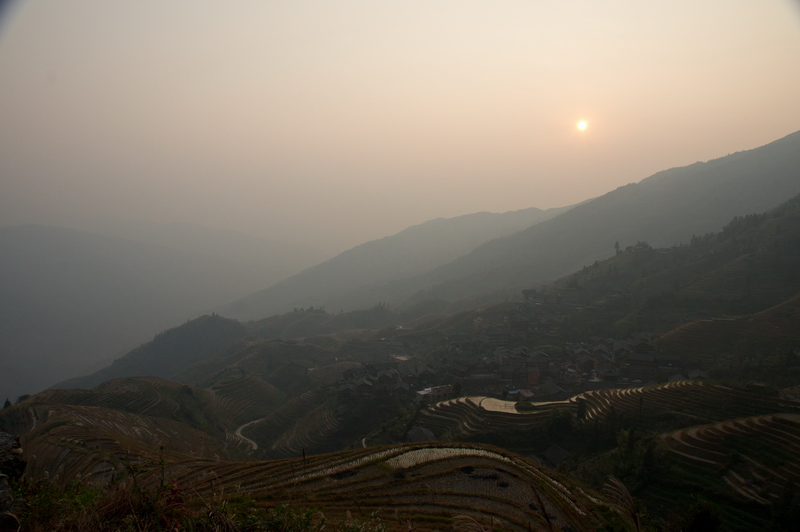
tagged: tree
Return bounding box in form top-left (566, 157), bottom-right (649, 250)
top-left (2, 398), bottom-right (10, 409)
top-left (15, 394), bottom-right (30, 404)
top-left (614, 241), bottom-right (620, 255)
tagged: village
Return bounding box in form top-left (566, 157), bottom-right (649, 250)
top-left (335, 290), bottom-right (707, 406)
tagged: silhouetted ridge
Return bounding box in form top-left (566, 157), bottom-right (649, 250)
top-left (53, 315), bottom-right (245, 390)
top-left (223, 205), bottom-right (572, 319)
top-left (399, 129), bottom-right (800, 305)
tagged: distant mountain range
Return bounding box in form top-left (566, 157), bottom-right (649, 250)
top-left (4, 129), bottom-right (800, 401)
top-left (222, 205), bottom-right (576, 319)
top-left (7, 130), bottom-right (800, 532)
top-left (406, 129), bottom-right (800, 304)
top-left (61, 187), bottom-right (800, 396)
top-left (0, 223), bottom-right (321, 401)
top-left (228, 130), bottom-right (800, 317)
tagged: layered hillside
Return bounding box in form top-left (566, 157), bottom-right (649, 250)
top-left (33, 376), bottom-right (228, 430)
top-left (0, 401), bottom-right (232, 485)
top-left (418, 381), bottom-right (800, 446)
top-left (1, 379), bottom-right (632, 531)
top-left (224, 205), bottom-right (573, 320)
top-left (223, 130), bottom-right (800, 324)
top-left (160, 442), bottom-right (621, 532)
top-left (598, 413), bottom-right (800, 531)
top-left (529, 191), bottom-right (800, 347)
top-left (660, 413), bottom-right (800, 506)
top-left (0, 375), bottom-right (294, 484)
top-left (56, 312), bottom-right (408, 404)
top-left (658, 293), bottom-right (800, 384)
top-left (400, 130), bottom-right (800, 306)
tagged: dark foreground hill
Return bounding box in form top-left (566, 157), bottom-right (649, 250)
top-left (163, 441), bottom-right (620, 532)
top-left (6, 373), bottom-right (800, 531)
top-left (51, 313), bottom-right (374, 397)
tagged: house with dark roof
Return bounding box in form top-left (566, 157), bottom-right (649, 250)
top-left (627, 353), bottom-right (656, 367)
top-left (448, 363), bottom-right (471, 378)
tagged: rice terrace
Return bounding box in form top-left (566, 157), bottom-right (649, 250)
top-left (2, 26), bottom-right (800, 531)
top-left (6, 184), bottom-right (800, 530)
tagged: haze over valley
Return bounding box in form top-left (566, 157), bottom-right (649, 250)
top-left (1, 2), bottom-right (800, 531)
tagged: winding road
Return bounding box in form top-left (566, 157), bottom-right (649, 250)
top-left (233, 418), bottom-right (265, 451)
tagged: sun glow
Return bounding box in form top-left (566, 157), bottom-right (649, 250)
top-left (577, 120), bottom-right (588, 131)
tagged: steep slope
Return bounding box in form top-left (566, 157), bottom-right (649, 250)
top-left (223, 205), bottom-right (573, 319)
top-left (658, 293), bottom-right (800, 384)
top-left (30, 376), bottom-right (236, 435)
top-left (660, 413), bottom-right (800, 506)
top-left (418, 381), bottom-right (800, 446)
top-left (0, 400), bottom-right (232, 485)
top-left (51, 314), bottom-right (246, 391)
top-left (54, 315), bottom-right (367, 404)
top-left (400, 129), bottom-right (800, 305)
top-left (531, 192), bottom-right (800, 349)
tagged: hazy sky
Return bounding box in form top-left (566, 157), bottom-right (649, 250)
top-left (1, 1), bottom-right (799, 253)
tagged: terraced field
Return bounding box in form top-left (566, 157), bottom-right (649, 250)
top-left (419, 380), bottom-right (800, 441)
top-left (32, 376), bottom-right (219, 422)
top-left (159, 442), bottom-right (624, 532)
top-left (241, 389), bottom-right (345, 459)
top-left (208, 374), bottom-right (287, 426)
top-left (0, 402), bottom-right (230, 485)
top-left (661, 413), bottom-right (800, 505)
top-left (658, 292), bottom-right (800, 378)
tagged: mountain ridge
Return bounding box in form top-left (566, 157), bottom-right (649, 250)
top-left (223, 204), bottom-right (575, 319)
top-left (395, 129), bottom-right (800, 306)
top-left (223, 130), bottom-right (800, 321)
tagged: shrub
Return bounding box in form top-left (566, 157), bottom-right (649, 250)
top-left (515, 401), bottom-right (536, 411)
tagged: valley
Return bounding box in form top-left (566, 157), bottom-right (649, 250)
top-left (2, 132), bottom-right (800, 531)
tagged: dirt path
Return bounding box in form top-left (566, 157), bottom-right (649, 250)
top-left (234, 418), bottom-right (265, 451)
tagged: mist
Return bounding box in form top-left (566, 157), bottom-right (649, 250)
top-left (1, 0), bottom-right (799, 253)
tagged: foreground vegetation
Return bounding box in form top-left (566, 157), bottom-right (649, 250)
top-left (5, 441), bottom-right (637, 532)
top-left (10, 476), bottom-right (389, 532)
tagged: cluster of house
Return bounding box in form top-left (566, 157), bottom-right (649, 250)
top-left (443, 331), bottom-right (707, 402)
top-left (444, 345), bottom-right (572, 401)
top-left (565, 332), bottom-right (701, 382)
top-left (468, 289), bottom-right (591, 348)
top-left (337, 360), bottom-right (440, 400)
top-left (335, 324), bottom-right (707, 407)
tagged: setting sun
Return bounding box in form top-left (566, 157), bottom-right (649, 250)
top-left (577, 120), bottom-right (588, 131)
